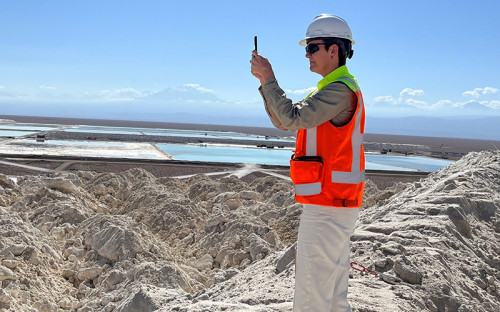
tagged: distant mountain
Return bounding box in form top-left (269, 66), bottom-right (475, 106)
top-left (366, 116), bottom-right (500, 140)
top-left (143, 85), bottom-right (222, 103)
top-left (453, 101), bottom-right (497, 116)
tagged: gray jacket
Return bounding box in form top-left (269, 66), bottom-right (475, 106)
top-left (259, 77), bottom-right (356, 131)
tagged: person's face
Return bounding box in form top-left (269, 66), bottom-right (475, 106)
top-left (305, 40), bottom-right (338, 77)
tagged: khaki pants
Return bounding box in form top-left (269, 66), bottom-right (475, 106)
top-left (293, 204), bottom-right (359, 312)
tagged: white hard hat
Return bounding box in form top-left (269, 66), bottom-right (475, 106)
top-left (299, 14), bottom-right (355, 46)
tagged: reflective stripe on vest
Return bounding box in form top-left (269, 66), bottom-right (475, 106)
top-left (294, 182), bottom-right (322, 195)
top-left (331, 171), bottom-right (365, 184)
top-left (305, 127), bottom-right (317, 156)
top-left (292, 127), bottom-right (321, 195)
top-left (336, 75), bottom-right (365, 183)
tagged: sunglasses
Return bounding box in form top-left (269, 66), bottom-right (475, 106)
top-left (305, 43), bottom-right (326, 54)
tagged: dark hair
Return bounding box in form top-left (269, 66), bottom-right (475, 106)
top-left (308, 37), bottom-right (354, 66)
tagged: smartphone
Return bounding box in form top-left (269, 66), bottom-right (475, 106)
top-left (254, 35), bottom-right (258, 52)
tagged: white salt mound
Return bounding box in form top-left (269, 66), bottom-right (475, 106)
top-left (0, 150), bottom-right (498, 312)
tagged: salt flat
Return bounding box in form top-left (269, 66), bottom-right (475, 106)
top-left (0, 139), bottom-right (171, 160)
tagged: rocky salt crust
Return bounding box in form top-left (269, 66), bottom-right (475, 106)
top-left (0, 150), bottom-right (499, 311)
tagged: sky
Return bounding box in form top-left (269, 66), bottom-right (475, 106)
top-left (1, 0), bottom-right (499, 132)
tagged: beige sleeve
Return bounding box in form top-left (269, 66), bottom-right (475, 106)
top-left (259, 86), bottom-right (288, 130)
top-left (260, 79), bottom-right (356, 131)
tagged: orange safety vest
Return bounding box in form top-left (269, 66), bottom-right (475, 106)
top-left (289, 66), bottom-right (365, 208)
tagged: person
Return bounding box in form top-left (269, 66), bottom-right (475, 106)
top-left (250, 14), bottom-right (365, 312)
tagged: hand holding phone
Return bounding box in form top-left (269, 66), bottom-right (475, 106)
top-left (250, 35), bottom-right (275, 84)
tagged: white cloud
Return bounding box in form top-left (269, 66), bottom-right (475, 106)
top-left (483, 87), bottom-right (499, 95)
top-left (452, 100), bottom-right (472, 108)
top-left (374, 95), bottom-right (396, 103)
top-left (374, 88), bottom-right (426, 107)
top-left (0, 85), bottom-right (5, 89)
top-left (486, 100), bottom-right (500, 109)
top-left (40, 85), bottom-right (56, 90)
top-left (463, 88), bottom-right (482, 98)
top-left (460, 87), bottom-right (500, 109)
top-left (374, 88), bottom-right (451, 110)
top-left (182, 84), bottom-right (213, 93)
top-left (0, 91), bottom-right (30, 100)
top-left (463, 87), bottom-right (499, 98)
top-left (405, 98), bottom-right (428, 108)
top-left (285, 87), bottom-right (317, 95)
top-left (436, 100), bottom-right (452, 106)
top-left (404, 99), bottom-right (445, 110)
top-left (100, 88), bottom-right (144, 101)
top-left (451, 100), bottom-right (500, 111)
top-left (400, 88), bottom-right (424, 97)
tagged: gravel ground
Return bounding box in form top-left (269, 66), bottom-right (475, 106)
top-left (366, 173), bottom-right (424, 190)
top-left (65, 161), bottom-right (234, 178)
top-left (0, 157), bottom-right (424, 190)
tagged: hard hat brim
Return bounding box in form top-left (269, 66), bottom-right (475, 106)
top-left (299, 36), bottom-right (355, 46)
